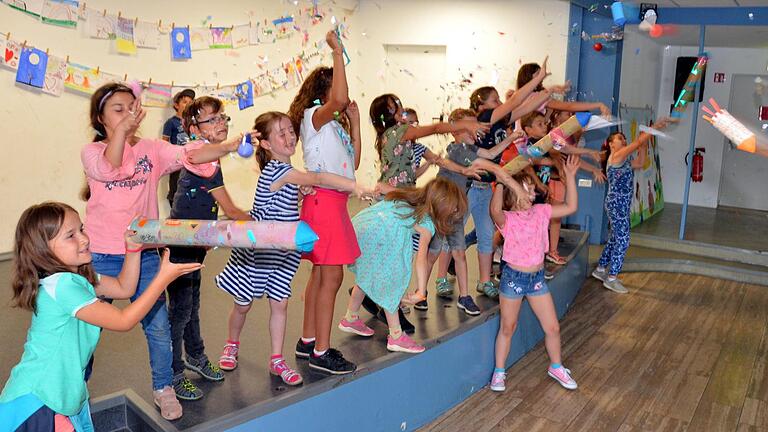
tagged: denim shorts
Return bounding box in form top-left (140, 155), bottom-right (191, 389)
top-left (428, 214), bottom-right (467, 253)
top-left (499, 265), bottom-right (550, 300)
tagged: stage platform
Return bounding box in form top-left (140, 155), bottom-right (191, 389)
top-left (0, 230), bottom-right (589, 432)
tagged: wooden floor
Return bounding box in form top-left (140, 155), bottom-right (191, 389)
top-left (422, 272), bottom-right (768, 432)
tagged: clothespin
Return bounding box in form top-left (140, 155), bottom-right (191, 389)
top-left (216, 82), bottom-right (220, 90)
top-left (171, 80), bottom-right (175, 87)
top-left (65, 55), bottom-right (70, 63)
top-left (21, 40), bottom-right (27, 48)
top-left (171, 22), bottom-right (175, 29)
top-left (45, 48), bottom-right (49, 55)
top-left (102, 9), bottom-right (106, 17)
top-left (158, 19), bottom-right (162, 29)
top-left (148, 77), bottom-right (152, 85)
top-left (117, 11), bottom-right (121, 19)
top-left (209, 24), bottom-right (212, 30)
top-left (123, 73), bottom-right (128, 81)
top-left (134, 17), bottom-right (138, 26)
top-left (5, 32), bottom-right (10, 40)
top-left (95, 65), bottom-right (100, 75)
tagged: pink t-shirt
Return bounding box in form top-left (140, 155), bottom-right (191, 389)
top-left (81, 138), bottom-right (216, 254)
top-left (498, 204), bottom-right (552, 268)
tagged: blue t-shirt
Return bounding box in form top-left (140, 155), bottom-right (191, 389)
top-left (474, 109), bottom-right (510, 182)
top-left (162, 116), bottom-right (189, 146)
top-left (170, 167), bottom-right (225, 220)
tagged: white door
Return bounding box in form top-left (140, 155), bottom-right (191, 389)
top-left (718, 74), bottom-right (768, 211)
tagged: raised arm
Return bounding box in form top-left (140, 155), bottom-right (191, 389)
top-left (186, 131), bottom-right (259, 164)
top-left (402, 119), bottom-right (489, 142)
top-left (346, 101), bottom-right (362, 169)
top-left (104, 97), bottom-right (146, 168)
top-left (312, 31), bottom-right (350, 131)
top-left (550, 155), bottom-right (580, 219)
top-left (547, 99), bottom-right (610, 116)
top-left (477, 133), bottom-right (517, 160)
top-left (77, 251), bottom-right (202, 331)
top-left (278, 169), bottom-right (372, 198)
top-left (491, 56), bottom-right (550, 124)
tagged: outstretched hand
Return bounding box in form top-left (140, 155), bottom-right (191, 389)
top-left (158, 249), bottom-right (204, 280)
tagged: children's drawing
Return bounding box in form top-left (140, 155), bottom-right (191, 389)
top-left (231, 25), bottom-right (249, 48)
top-left (210, 27), bottom-right (233, 49)
top-left (171, 27), bottom-right (191, 59)
top-left (116, 16), bottom-right (137, 55)
top-left (134, 21), bottom-right (160, 49)
top-left (1, 39), bottom-right (22, 70)
top-left (86, 8), bottom-right (117, 39)
top-left (190, 28), bottom-right (212, 51)
top-left (141, 83), bottom-right (172, 108)
top-left (42, 54), bottom-right (67, 96)
top-left (15, 47), bottom-right (48, 88)
top-left (41, 0), bottom-right (78, 28)
top-left (236, 81), bottom-right (254, 110)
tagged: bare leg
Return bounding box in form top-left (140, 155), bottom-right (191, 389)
top-left (549, 218), bottom-right (562, 256)
top-left (346, 284), bottom-right (366, 314)
top-left (314, 265), bottom-right (344, 352)
top-left (268, 299), bottom-right (288, 357)
top-left (228, 303), bottom-right (252, 342)
top-left (527, 294), bottom-right (561, 365)
top-left (301, 265), bottom-right (321, 340)
top-left (479, 252), bottom-right (493, 284)
top-left (452, 250), bottom-right (469, 297)
top-left (436, 251), bottom-right (451, 279)
top-left (494, 296), bottom-right (523, 369)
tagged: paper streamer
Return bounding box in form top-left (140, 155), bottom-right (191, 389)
top-left (129, 219), bottom-right (319, 252)
top-left (638, 124), bottom-right (671, 139)
top-left (671, 56), bottom-right (708, 119)
top-left (702, 98), bottom-right (766, 158)
top-left (504, 113), bottom-right (592, 175)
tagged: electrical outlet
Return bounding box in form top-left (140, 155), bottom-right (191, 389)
top-left (578, 179), bottom-right (593, 188)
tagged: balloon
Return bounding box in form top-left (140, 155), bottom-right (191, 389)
top-left (593, 42), bottom-right (603, 52)
top-left (237, 134), bottom-right (254, 158)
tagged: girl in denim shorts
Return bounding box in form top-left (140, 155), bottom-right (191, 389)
top-left (488, 155), bottom-right (582, 393)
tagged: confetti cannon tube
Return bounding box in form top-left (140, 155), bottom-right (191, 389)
top-left (702, 98), bottom-right (766, 157)
top-left (671, 56), bottom-right (708, 119)
top-left (503, 112), bottom-right (593, 175)
top-left (129, 219), bottom-right (319, 252)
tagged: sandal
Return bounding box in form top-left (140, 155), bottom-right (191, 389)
top-left (270, 357), bottom-right (303, 386)
top-left (545, 252), bottom-right (567, 265)
top-left (402, 291), bottom-right (427, 305)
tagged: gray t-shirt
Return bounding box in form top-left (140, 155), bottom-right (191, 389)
top-left (437, 142), bottom-right (479, 191)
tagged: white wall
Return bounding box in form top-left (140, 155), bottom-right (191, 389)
top-left (655, 44), bottom-right (768, 208)
top-left (619, 28), bottom-right (662, 111)
top-left (0, 0), bottom-right (569, 253)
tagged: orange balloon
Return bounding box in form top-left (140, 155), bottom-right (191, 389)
top-left (649, 24), bottom-right (663, 38)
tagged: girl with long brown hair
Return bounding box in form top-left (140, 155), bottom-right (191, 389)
top-left (287, 30), bottom-right (363, 374)
top-left (338, 177), bottom-right (467, 354)
top-left (0, 202), bottom-right (200, 431)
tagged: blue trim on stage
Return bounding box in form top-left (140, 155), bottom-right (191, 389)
top-left (217, 233), bottom-right (589, 432)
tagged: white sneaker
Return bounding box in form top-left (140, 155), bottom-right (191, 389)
top-left (603, 278), bottom-right (629, 294)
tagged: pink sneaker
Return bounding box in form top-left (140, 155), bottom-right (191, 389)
top-left (386, 334), bottom-right (425, 353)
top-left (547, 365), bottom-right (578, 390)
top-left (153, 386), bottom-right (182, 420)
top-left (338, 318), bottom-right (375, 337)
top-left (269, 357), bottom-right (303, 386)
top-left (219, 343), bottom-right (239, 371)
top-left (490, 371), bottom-right (506, 392)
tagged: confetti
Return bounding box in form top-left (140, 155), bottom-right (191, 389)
top-left (588, 3), bottom-right (598, 12)
top-left (749, 13), bottom-right (754, 20)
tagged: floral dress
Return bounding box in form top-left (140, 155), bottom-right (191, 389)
top-left (378, 124), bottom-right (414, 188)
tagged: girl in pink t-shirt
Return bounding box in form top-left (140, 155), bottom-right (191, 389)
top-left (488, 155), bottom-right (580, 393)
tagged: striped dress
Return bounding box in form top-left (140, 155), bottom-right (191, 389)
top-left (216, 160), bottom-right (300, 304)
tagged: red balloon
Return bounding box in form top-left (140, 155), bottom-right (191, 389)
top-left (593, 42), bottom-right (603, 52)
top-left (649, 24), bottom-right (663, 38)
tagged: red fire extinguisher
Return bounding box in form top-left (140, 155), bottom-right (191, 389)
top-left (685, 147), bottom-right (705, 183)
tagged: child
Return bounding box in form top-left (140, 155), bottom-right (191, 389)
top-left (80, 82), bottom-right (236, 419)
top-left (0, 202), bottom-right (201, 431)
top-left (338, 177), bottom-right (467, 353)
top-left (488, 156), bottom-right (581, 392)
top-left (592, 118), bottom-right (673, 293)
top-left (425, 108), bottom-right (526, 315)
top-left (162, 88), bottom-right (196, 206)
top-left (216, 111), bottom-right (372, 379)
top-left (287, 30), bottom-right (361, 374)
top-left (403, 108), bottom-right (430, 179)
top-left (467, 58), bottom-right (556, 299)
top-left (166, 96), bottom-right (255, 401)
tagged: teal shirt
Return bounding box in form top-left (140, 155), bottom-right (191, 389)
top-left (0, 273), bottom-right (101, 415)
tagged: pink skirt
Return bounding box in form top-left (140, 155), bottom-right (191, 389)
top-left (301, 188), bottom-right (361, 265)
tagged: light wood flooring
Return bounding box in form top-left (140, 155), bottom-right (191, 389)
top-left (422, 272), bottom-right (768, 432)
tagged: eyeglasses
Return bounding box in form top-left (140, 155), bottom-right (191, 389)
top-left (195, 114), bottom-right (231, 126)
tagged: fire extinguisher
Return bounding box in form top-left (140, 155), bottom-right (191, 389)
top-left (685, 147), bottom-right (705, 183)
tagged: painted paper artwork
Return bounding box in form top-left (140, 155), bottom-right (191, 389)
top-left (1, 38), bottom-right (22, 70)
top-left (15, 47), bottom-right (48, 88)
top-left (236, 81), bottom-right (254, 110)
top-left (86, 8), bottom-right (117, 39)
top-left (134, 21), bottom-right (160, 49)
top-left (272, 16), bottom-right (294, 39)
top-left (116, 16), bottom-right (137, 55)
top-left (171, 27), bottom-right (191, 59)
top-left (190, 27), bottom-right (212, 51)
top-left (231, 25), bottom-right (249, 49)
top-left (209, 27), bottom-right (233, 49)
top-left (42, 53), bottom-right (67, 96)
top-left (41, 0), bottom-right (78, 28)
top-left (141, 83), bottom-right (172, 108)
top-left (6, 0), bottom-right (44, 18)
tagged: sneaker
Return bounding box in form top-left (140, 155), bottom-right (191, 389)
top-left (457, 296), bottom-right (481, 316)
top-left (153, 386), bottom-right (183, 420)
top-left (545, 271), bottom-right (554, 280)
top-left (414, 290), bottom-right (428, 311)
top-left (591, 268), bottom-right (607, 282)
top-left (435, 277), bottom-right (454, 298)
top-left (490, 370), bottom-right (506, 392)
top-left (603, 278), bottom-right (629, 294)
top-left (172, 374), bottom-right (203, 401)
top-left (309, 348), bottom-right (356, 375)
top-left (477, 281), bottom-right (499, 299)
top-left (386, 334), bottom-right (426, 353)
top-left (547, 366), bottom-right (578, 390)
top-left (545, 252), bottom-right (567, 265)
top-left (185, 356), bottom-right (224, 381)
top-left (295, 338), bottom-right (315, 359)
top-left (269, 357), bottom-right (303, 386)
top-left (399, 304), bottom-right (411, 314)
top-left (338, 318), bottom-right (375, 337)
top-left (218, 343), bottom-right (239, 371)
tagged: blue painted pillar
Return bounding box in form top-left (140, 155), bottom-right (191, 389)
top-left (566, 2), bottom-right (623, 244)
